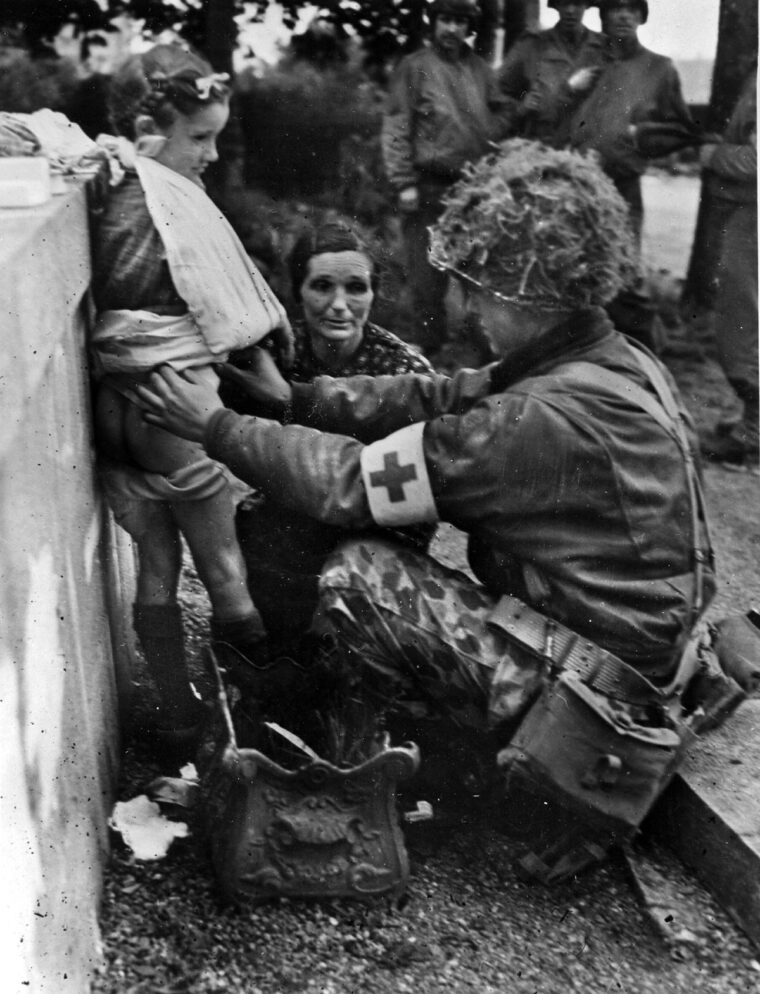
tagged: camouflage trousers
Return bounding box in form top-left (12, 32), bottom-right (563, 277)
top-left (317, 537), bottom-right (546, 735)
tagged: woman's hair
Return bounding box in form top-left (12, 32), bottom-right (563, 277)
top-left (429, 139), bottom-right (639, 309)
top-left (289, 221), bottom-right (378, 302)
top-left (108, 43), bottom-right (230, 139)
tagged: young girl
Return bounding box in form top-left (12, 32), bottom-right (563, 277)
top-left (89, 43), bottom-right (291, 749)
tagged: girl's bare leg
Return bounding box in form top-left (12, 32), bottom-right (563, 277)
top-left (172, 487), bottom-right (263, 625)
top-left (121, 397), bottom-right (269, 695)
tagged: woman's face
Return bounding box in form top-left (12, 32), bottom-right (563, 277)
top-left (300, 251), bottom-right (374, 348)
top-left (153, 100), bottom-right (229, 186)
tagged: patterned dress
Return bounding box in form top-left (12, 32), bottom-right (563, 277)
top-left (289, 319), bottom-right (434, 381)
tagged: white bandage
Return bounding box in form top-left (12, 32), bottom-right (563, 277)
top-left (360, 422), bottom-right (438, 527)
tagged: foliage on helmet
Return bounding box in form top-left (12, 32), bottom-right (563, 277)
top-left (429, 139), bottom-right (640, 309)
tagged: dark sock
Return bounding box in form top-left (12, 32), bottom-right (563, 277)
top-left (133, 603), bottom-right (201, 729)
top-left (210, 611), bottom-right (267, 648)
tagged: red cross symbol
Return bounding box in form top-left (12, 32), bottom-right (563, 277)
top-left (369, 451), bottom-right (417, 503)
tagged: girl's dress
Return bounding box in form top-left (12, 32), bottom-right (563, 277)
top-left (89, 142), bottom-right (287, 505)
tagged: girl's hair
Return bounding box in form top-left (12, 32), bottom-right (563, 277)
top-left (289, 221), bottom-right (378, 302)
top-left (108, 43), bottom-right (230, 139)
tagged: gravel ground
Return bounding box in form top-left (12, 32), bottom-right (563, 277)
top-left (92, 333), bottom-right (760, 994)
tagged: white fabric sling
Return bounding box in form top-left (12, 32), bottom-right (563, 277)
top-left (134, 154), bottom-right (285, 357)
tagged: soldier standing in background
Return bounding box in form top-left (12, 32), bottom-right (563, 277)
top-left (498, 0), bottom-right (604, 147)
top-left (381, 0), bottom-right (512, 357)
top-left (569, 0), bottom-right (692, 243)
top-left (566, 0), bottom-right (693, 352)
top-left (699, 70), bottom-right (758, 470)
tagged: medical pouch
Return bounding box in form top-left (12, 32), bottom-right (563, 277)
top-left (498, 671), bottom-right (695, 847)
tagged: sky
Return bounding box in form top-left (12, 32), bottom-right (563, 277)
top-left (244, 1), bottom-right (721, 67)
top-left (538, 0), bottom-right (720, 61)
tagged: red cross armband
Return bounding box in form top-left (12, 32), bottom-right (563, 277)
top-left (360, 422), bottom-right (438, 527)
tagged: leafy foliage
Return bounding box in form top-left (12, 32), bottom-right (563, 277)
top-left (236, 57), bottom-right (387, 205)
top-left (0, 49), bottom-right (81, 113)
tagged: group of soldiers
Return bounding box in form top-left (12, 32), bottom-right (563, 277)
top-left (381, 0), bottom-right (690, 354)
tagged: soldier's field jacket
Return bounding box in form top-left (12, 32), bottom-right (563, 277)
top-left (498, 25), bottom-right (605, 146)
top-left (570, 40), bottom-right (691, 179)
top-left (381, 43), bottom-right (512, 191)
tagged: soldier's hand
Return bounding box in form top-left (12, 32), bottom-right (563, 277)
top-left (567, 66), bottom-right (601, 93)
top-left (133, 366), bottom-right (223, 443)
top-left (699, 143), bottom-right (720, 168)
top-left (398, 186), bottom-right (420, 213)
top-left (522, 90), bottom-right (543, 113)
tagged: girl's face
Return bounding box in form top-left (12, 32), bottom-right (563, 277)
top-left (300, 251), bottom-right (374, 349)
top-left (153, 101), bottom-right (229, 186)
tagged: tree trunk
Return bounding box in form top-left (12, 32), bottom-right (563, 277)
top-left (474, 0), bottom-right (501, 61)
top-left (204, 0), bottom-right (237, 75)
top-left (203, 0), bottom-right (245, 204)
top-left (681, 0), bottom-right (757, 311)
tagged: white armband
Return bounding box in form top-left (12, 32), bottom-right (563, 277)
top-left (360, 422), bottom-right (438, 527)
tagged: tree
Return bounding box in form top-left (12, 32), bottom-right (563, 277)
top-left (0, 0), bottom-right (106, 53)
top-left (681, 0), bottom-right (758, 312)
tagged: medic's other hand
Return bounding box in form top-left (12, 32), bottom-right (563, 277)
top-left (133, 366), bottom-right (223, 443)
top-left (398, 185), bottom-right (420, 213)
top-left (217, 347), bottom-right (292, 417)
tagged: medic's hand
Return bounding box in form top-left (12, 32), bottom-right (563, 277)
top-left (132, 366), bottom-right (223, 443)
top-left (217, 346), bottom-right (292, 419)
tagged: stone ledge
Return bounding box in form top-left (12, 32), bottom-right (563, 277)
top-left (0, 180), bottom-right (90, 459)
top-left (650, 699), bottom-right (760, 950)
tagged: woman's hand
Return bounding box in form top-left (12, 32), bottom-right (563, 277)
top-left (270, 316), bottom-right (295, 370)
top-left (217, 346), bottom-right (292, 416)
top-left (132, 366), bottom-right (224, 442)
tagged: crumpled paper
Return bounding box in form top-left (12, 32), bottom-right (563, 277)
top-left (109, 794), bottom-right (189, 861)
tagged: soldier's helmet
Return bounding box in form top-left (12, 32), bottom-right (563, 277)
top-left (429, 139), bottom-right (639, 310)
top-left (428, 0), bottom-right (482, 28)
top-left (597, 0), bottom-right (649, 25)
top-left (546, 0), bottom-right (598, 9)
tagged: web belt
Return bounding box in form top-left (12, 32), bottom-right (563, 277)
top-left (489, 594), bottom-right (663, 707)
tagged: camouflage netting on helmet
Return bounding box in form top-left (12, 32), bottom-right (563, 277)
top-left (429, 139), bottom-right (640, 309)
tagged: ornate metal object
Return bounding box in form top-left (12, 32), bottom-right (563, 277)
top-left (198, 654), bottom-right (420, 904)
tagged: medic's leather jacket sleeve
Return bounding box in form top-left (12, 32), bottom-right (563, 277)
top-left (204, 364), bottom-right (496, 528)
top-left (288, 365), bottom-right (495, 441)
top-left (207, 410), bottom-right (375, 528)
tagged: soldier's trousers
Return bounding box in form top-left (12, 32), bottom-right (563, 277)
top-left (317, 537), bottom-right (545, 734)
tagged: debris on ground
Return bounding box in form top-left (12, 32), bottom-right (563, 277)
top-left (109, 795), bottom-right (190, 861)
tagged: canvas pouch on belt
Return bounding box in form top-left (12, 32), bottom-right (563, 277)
top-left (489, 597), bottom-right (698, 846)
top-left (497, 670), bottom-right (695, 841)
